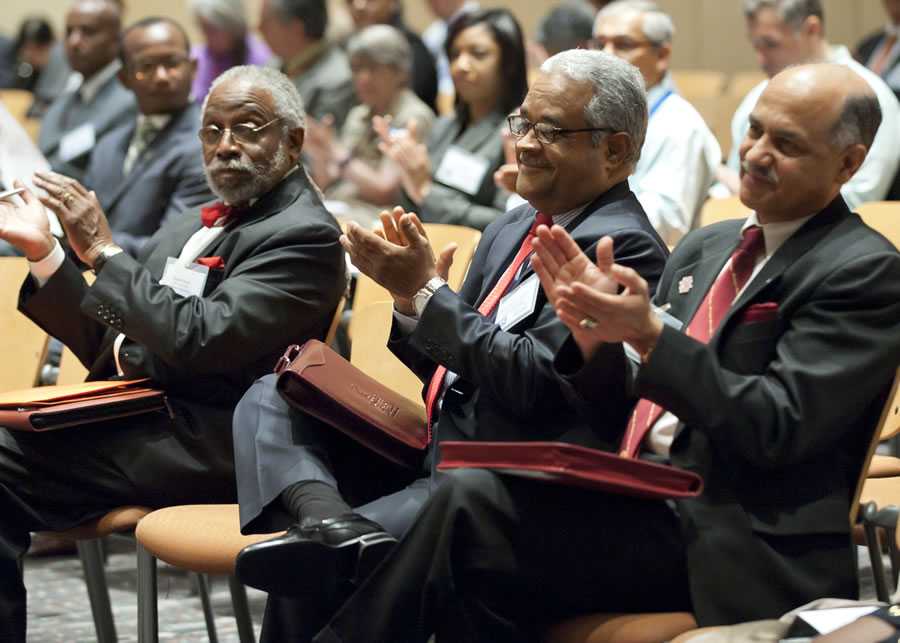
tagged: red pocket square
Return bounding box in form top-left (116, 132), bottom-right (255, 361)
top-left (741, 302), bottom-right (779, 323)
top-left (195, 256), bottom-right (225, 269)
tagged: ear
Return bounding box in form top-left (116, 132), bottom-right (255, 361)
top-left (836, 143), bottom-right (868, 184)
top-left (604, 131), bottom-right (632, 168)
top-left (286, 126), bottom-right (306, 163)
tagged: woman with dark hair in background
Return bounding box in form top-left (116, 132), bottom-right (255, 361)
top-left (0, 17), bottom-right (55, 92)
top-left (378, 7), bottom-right (527, 230)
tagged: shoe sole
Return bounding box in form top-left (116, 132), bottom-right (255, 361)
top-left (236, 531), bottom-right (396, 596)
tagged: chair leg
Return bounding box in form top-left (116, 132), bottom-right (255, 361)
top-left (193, 572), bottom-right (220, 643)
top-left (863, 502), bottom-right (892, 602)
top-left (137, 541), bottom-right (159, 643)
top-left (228, 575), bottom-right (256, 643)
top-left (77, 538), bottom-right (117, 643)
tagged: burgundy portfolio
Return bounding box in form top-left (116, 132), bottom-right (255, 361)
top-left (275, 340), bottom-right (428, 468)
top-left (437, 441), bottom-right (704, 499)
top-left (0, 380), bottom-right (167, 432)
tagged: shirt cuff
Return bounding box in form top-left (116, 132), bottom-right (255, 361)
top-left (28, 239), bottom-right (66, 288)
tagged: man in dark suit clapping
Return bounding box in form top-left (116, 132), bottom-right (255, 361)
top-left (0, 64), bottom-right (345, 643)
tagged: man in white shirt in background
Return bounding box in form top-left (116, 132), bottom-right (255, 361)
top-left (718, 0), bottom-right (900, 208)
top-left (591, 0), bottom-right (721, 247)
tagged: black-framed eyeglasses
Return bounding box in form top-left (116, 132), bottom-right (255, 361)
top-left (198, 118), bottom-right (282, 146)
top-left (130, 55), bottom-right (190, 81)
top-left (507, 114), bottom-right (613, 145)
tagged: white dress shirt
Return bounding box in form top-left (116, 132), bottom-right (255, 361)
top-left (726, 45), bottom-right (900, 209)
top-left (643, 210), bottom-right (815, 457)
top-left (630, 74), bottom-right (721, 247)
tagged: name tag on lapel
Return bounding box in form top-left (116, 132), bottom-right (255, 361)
top-left (159, 257), bottom-right (209, 298)
top-left (434, 146), bottom-right (490, 196)
top-left (58, 123), bottom-right (96, 162)
top-left (495, 274), bottom-right (540, 331)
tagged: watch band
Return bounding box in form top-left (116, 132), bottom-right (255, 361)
top-left (93, 245), bottom-right (123, 275)
top-left (413, 276), bottom-right (447, 317)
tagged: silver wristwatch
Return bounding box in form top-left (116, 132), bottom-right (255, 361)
top-left (92, 245), bottom-right (123, 275)
top-left (412, 276), bottom-right (447, 317)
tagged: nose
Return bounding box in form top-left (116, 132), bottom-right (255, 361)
top-left (214, 129), bottom-right (241, 160)
top-left (516, 124), bottom-right (542, 153)
top-left (602, 42), bottom-right (616, 55)
top-left (67, 29), bottom-right (82, 48)
top-left (741, 134), bottom-right (771, 168)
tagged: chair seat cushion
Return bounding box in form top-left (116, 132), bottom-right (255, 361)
top-left (135, 504), bottom-right (284, 575)
top-left (868, 455), bottom-right (900, 478)
top-left (544, 612), bottom-right (698, 643)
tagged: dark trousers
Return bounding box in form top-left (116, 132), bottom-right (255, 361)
top-left (232, 374), bottom-right (440, 641)
top-left (315, 468), bottom-right (692, 643)
top-left (0, 408), bottom-right (236, 643)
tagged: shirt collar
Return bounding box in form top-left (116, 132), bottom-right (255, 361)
top-left (282, 40), bottom-right (328, 78)
top-left (646, 72), bottom-right (675, 107)
top-left (742, 210), bottom-right (816, 259)
top-left (135, 113), bottom-right (172, 133)
top-left (75, 59), bottom-right (122, 103)
top-left (550, 202), bottom-right (590, 229)
top-left (827, 44), bottom-right (853, 65)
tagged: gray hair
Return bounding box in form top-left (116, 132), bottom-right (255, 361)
top-left (189, 0), bottom-right (248, 35)
top-left (830, 92), bottom-right (882, 151)
top-left (346, 24), bottom-right (412, 76)
top-left (597, 0), bottom-right (675, 47)
top-left (203, 65), bottom-right (306, 130)
top-left (540, 49), bottom-right (647, 164)
top-left (742, 0), bottom-right (824, 31)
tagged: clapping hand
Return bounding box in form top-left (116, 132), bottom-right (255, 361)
top-left (0, 180), bottom-right (55, 261)
top-left (375, 117), bottom-right (432, 204)
top-left (33, 171), bottom-right (114, 268)
top-left (531, 226), bottom-right (662, 360)
top-left (342, 206), bottom-right (456, 314)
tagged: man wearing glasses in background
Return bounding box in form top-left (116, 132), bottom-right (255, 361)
top-left (0, 62), bottom-right (345, 643)
top-left (81, 17), bottom-right (213, 257)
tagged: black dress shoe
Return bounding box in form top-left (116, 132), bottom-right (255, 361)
top-left (236, 513), bottom-right (397, 596)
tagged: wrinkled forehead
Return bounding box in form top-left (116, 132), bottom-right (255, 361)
top-left (204, 80), bottom-right (278, 123)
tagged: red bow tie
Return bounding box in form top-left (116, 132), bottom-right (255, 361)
top-left (200, 202), bottom-right (235, 228)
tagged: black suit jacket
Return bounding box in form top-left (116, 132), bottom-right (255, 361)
top-left (856, 31), bottom-right (900, 100)
top-left (17, 169), bottom-right (346, 491)
top-left (82, 103), bottom-right (214, 256)
top-left (390, 181), bottom-right (669, 471)
top-left (563, 196), bottom-right (900, 625)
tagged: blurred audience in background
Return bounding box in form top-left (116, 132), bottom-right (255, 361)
top-left (187, 0), bottom-right (272, 100)
top-left (422, 0), bottom-right (479, 102)
top-left (855, 0), bottom-right (900, 100)
top-left (0, 17), bottom-right (56, 94)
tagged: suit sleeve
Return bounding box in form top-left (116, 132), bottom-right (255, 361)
top-left (637, 249), bottom-right (900, 469)
top-left (77, 221), bottom-right (345, 377)
top-left (397, 227), bottom-right (666, 422)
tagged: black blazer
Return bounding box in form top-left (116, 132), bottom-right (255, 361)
top-left (563, 196), bottom-right (900, 625)
top-left (18, 169), bottom-right (346, 485)
top-left (83, 103), bottom-right (214, 256)
top-left (390, 181), bottom-right (669, 471)
top-left (855, 30), bottom-right (900, 100)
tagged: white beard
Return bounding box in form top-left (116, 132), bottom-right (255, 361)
top-left (203, 144), bottom-right (291, 205)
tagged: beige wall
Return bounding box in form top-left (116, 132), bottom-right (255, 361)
top-left (2, 0), bottom-right (892, 75)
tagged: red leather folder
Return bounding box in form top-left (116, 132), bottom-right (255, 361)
top-left (276, 340), bottom-right (428, 468)
top-left (0, 380), bottom-right (167, 432)
top-left (437, 441), bottom-right (704, 499)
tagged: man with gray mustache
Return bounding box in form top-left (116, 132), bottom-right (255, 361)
top-left (0, 64), bottom-right (345, 642)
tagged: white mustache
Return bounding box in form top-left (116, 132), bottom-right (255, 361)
top-left (741, 159), bottom-right (778, 184)
top-left (208, 158), bottom-right (255, 173)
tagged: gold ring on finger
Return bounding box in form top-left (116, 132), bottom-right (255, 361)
top-left (579, 317), bottom-right (598, 330)
top-left (62, 192), bottom-right (74, 207)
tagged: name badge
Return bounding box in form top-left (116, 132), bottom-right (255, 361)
top-left (495, 274), bottom-right (540, 331)
top-left (58, 123), bottom-right (96, 162)
top-left (159, 257), bottom-right (209, 298)
top-left (433, 146), bottom-right (490, 196)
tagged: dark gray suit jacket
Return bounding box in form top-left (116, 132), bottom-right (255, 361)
top-left (38, 71), bottom-right (137, 182)
top-left (409, 111), bottom-right (510, 231)
top-left (563, 196), bottom-right (900, 625)
top-left (83, 103), bottom-right (213, 256)
top-left (17, 169), bottom-right (346, 498)
top-left (390, 181), bottom-right (669, 473)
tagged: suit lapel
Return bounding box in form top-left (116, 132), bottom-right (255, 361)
top-left (668, 231), bottom-right (738, 324)
top-left (98, 124), bottom-right (135, 209)
top-left (474, 210), bottom-right (534, 307)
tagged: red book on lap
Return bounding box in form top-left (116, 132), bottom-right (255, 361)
top-left (437, 441), bottom-right (703, 500)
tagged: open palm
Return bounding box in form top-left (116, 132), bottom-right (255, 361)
top-left (0, 183), bottom-right (53, 260)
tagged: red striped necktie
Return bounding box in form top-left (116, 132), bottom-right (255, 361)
top-left (619, 225), bottom-right (765, 458)
top-left (423, 211), bottom-right (554, 441)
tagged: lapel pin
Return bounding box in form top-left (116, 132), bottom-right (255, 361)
top-left (678, 275), bottom-right (694, 294)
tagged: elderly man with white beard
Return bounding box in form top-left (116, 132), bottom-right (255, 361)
top-left (0, 64), bottom-right (345, 643)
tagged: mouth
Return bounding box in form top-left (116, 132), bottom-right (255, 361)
top-left (740, 162), bottom-right (777, 188)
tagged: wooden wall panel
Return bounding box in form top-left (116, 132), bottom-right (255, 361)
top-left (0, 0), bottom-right (892, 76)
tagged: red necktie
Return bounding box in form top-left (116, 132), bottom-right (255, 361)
top-left (423, 211), bottom-right (553, 441)
top-left (200, 202), bottom-right (234, 227)
top-left (619, 225), bottom-right (765, 458)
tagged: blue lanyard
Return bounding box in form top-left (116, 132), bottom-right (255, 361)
top-left (649, 89), bottom-right (674, 118)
